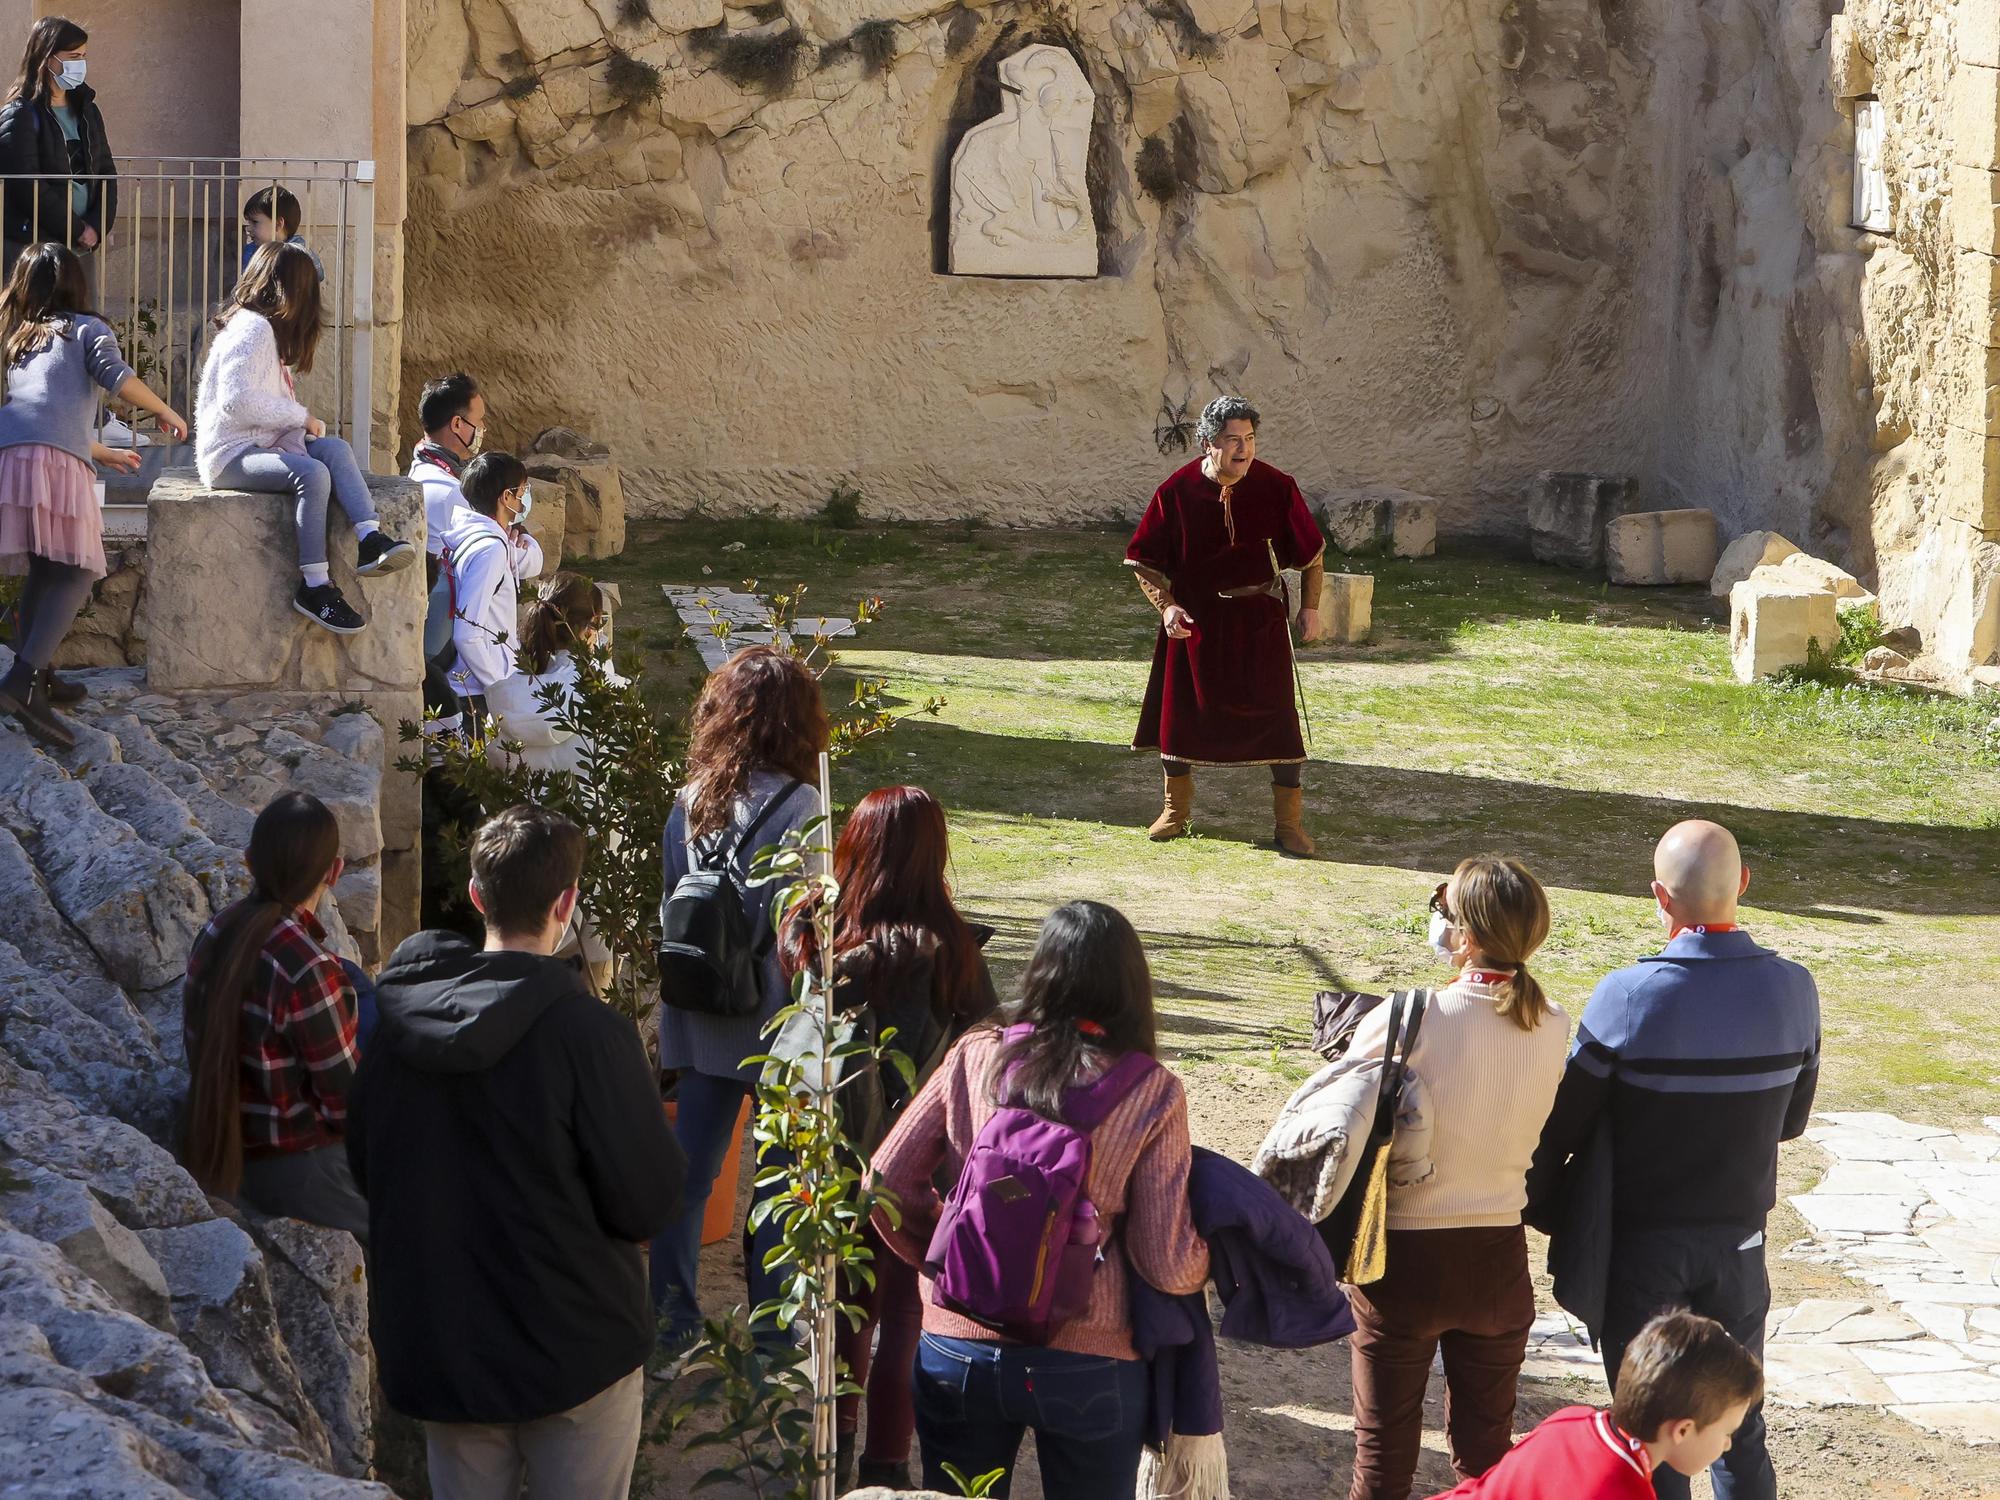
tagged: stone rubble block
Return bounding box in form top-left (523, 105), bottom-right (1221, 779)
top-left (1605, 508), bottom-right (1720, 586)
top-left (0, 941), bottom-right (175, 1139)
top-left (524, 450), bottom-right (626, 560)
top-left (1711, 529), bottom-right (1801, 597)
top-left (1318, 573), bottom-right (1374, 644)
top-left (0, 1167), bottom-right (173, 1331)
top-left (1752, 553), bottom-right (1873, 601)
top-left (139, 1219), bottom-right (331, 1467)
top-left (1527, 471), bottom-right (1638, 571)
top-left (1318, 487), bottom-right (1439, 558)
top-left (1387, 497), bottom-right (1437, 559)
top-left (1730, 580), bottom-right (1838, 682)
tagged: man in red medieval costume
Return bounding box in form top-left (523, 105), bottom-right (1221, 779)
top-left (1125, 395), bottom-right (1325, 855)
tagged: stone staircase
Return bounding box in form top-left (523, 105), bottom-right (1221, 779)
top-left (0, 650), bottom-right (393, 1496)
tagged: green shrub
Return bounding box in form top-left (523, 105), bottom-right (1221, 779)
top-left (820, 483), bottom-right (863, 529)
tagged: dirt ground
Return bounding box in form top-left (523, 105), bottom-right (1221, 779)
top-left (637, 1057), bottom-right (2000, 1498)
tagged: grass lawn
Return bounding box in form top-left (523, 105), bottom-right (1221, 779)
top-left (598, 516), bottom-right (2000, 1127)
top-left (600, 517), bottom-right (2000, 1498)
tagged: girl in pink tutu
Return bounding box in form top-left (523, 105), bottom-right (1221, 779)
top-left (0, 240), bottom-right (183, 748)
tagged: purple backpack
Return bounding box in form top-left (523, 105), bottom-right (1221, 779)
top-left (923, 1026), bottom-right (1158, 1342)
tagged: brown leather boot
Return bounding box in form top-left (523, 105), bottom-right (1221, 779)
top-left (38, 666), bottom-right (85, 705)
top-left (1148, 772), bottom-right (1194, 840)
top-left (1272, 783), bottom-right (1316, 857)
top-left (0, 666), bottom-right (76, 751)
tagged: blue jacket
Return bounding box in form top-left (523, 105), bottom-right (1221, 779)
top-left (1526, 929), bottom-right (1820, 1232)
top-left (1131, 1146), bottom-right (1353, 1445)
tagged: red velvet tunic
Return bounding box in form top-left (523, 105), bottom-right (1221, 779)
top-left (1126, 458), bottom-right (1325, 766)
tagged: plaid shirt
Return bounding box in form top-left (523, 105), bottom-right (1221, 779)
top-left (186, 905), bottom-right (360, 1155)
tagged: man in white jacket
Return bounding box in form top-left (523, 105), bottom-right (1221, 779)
top-left (438, 452), bottom-right (539, 717)
top-left (409, 372), bottom-right (541, 585)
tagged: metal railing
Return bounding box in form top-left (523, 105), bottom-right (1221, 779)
top-left (0, 156), bottom-right (377, 460)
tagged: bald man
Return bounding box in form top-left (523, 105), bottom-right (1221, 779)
top-left (1525, 821), bottom-right (1819, 1500)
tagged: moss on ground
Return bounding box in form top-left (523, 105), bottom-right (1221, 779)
top-left (593, 520), bottom-right (2000, 1125)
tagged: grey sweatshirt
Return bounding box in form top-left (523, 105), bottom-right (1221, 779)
top-left (0, 314), bottom-right (133, 465)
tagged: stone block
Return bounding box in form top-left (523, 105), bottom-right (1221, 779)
top-left (1322, 494), bottom-right (1386, 553)
top-left (519, 476), bottom-right (566, 569)
top-left (1711, 529), bottom-right (1801, 597)
top-left (142, 470), bottom-right (426, 697)
top-left (1943, 425), bottom-right (2000, 531)
top-left (1951, 164), bottom-right (2000, 254)
top-left (1752, 553), bottom-right (1872, 601)
top-left (1953, 62), bottom-right (2000, 171)
top-left (1387, 497), bottom-right (1436, 558)
top-left (331, 863), bottom-right (381, 940)
top-left (0, 1167), bottom-right (173, 1330)
top-left (1605, 509), bottom-right (1719, 586)
top-left (1965, 250), bottom-right (2000, 334)
top-left (53, 543), bottom-right (146, 671)
top-left (1971, 0), bottom-right (2000, 69)
top-left (1731, 581), bottom-right (1839, 683)
top-left (1527, 472), bottom-right (1637, 570)
top-left (1319, 573), bottom-right (1373, 644)
top-left (525, 453), bottom-right (627, 560)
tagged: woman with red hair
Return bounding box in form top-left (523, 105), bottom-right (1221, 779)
top-left (780, 784), bottom-right (997, 1492)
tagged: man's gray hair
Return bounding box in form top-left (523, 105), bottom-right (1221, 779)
top-left (1195, 395), bottom-right (1259, 450)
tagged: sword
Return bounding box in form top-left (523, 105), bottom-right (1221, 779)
top-left (1269, 539), bottom-right (1313, 751)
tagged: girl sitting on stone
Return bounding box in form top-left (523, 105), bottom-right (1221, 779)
top-left (195, 242), bottom-right (412, 637)
top-left (0, 240), bottom-right (184, 748)
top-left (181, 790), bottom-right (369, 1242)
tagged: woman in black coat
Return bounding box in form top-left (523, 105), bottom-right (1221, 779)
top-left (0, 16), bottom-right (116, 274)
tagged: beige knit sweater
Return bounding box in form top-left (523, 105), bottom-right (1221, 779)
top-left (1346, 977), bottom-right (1570, 1231)
top-left (870, 1027), bottom-right (1210, 1360)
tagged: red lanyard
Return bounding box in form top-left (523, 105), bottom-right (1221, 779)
top-left (1463, 969), bottom-right (1514, 986)
top-left (1670, 923), bottom-right (1739, 938)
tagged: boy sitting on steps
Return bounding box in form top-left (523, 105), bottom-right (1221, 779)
top-left (1427, 1310), bottom-right (1763, 1499)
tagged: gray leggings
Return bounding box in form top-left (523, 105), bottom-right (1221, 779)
top-left (11, 554), bottom-right (96, 671)
top-left (213, 435), bottom-right (377, 569)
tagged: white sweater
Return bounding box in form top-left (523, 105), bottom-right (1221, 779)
top-left (195, 311), bottom-right (309, 484)
top-left (1344, 976), bottom-right (1570, 1231)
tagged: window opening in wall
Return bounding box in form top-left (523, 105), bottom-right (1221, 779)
top-left (1852, 96), bottom-right (1891, 233)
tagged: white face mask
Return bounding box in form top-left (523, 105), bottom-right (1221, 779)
top-left (513, 486), bottom-right (533, 524)
top-left (1426, 910), bottom-right (1456, 961)
top-left (54, 58), bottom-right (85, 90)
top-left (1657, 902), bottom-right (1673, 930)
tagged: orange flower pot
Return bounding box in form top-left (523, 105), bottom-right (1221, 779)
top-left (665, 1096), bottom-right (754, 1246)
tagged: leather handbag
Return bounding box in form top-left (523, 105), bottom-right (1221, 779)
top-left (1318, 988), bottom-right (1428, 1286)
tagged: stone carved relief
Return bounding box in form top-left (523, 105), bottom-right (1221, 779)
top-left (948, 45), bottom-right (1097, 277)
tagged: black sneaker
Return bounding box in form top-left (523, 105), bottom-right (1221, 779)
top-left (294, 581), bottom-right (366, 635)
top-left (355, 532), bottom-right (416, 576)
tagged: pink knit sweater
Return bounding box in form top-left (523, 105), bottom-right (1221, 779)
top-left (870, 1027), bottom-right (1210, 1360)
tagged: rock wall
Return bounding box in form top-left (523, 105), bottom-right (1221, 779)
top-left (0, 662), bottom-right (391, 1495)
top-left (402, 0), bottom-right (1683, 536)
top-left (1650, 0), bottom-right (2000, 671)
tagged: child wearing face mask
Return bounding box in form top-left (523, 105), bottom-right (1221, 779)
top-left (434, 451), bottom-right (539, 720)
top-left (486, 570), bottom-right (624, 777)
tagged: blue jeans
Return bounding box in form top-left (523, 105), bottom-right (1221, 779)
top-left (1600, 1224), bottom-right (1775, 1500)
top-left (912, 1333), bottom-right (1148, 1499)
top-left (213, 435), bottom-right (377, 569)
top-left (647, 1070), bottom-right (789, 1343)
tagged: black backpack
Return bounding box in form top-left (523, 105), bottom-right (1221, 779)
top-left (656, 780), bottom-right (806, 1018)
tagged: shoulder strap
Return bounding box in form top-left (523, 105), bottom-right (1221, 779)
top-left (731, 777), bottom-right (808, 863)
top-left (1062, 1049), bottom-right (1159, 1130)
top-left (1377, 988), bottom-right (1429, 1109)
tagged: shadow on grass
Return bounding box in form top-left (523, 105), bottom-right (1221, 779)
top-left (852, 717), bottom-right (1995, 920)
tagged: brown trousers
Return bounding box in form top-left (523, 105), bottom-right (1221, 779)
top-left (1344, 1224), bottom-right (1535, 1500)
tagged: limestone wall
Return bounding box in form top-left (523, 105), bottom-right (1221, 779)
top-left (1649, 0), bottom-right (1999, 672)
top-left (403, 0), bottom-right (1685, 536)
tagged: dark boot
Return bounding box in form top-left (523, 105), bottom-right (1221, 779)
top-left (38, 666), bottom-right (85, 705)
top-left (0, 664), bottom-right (75, 751)
top-left (857, 1457), bottom-right (913, 1490)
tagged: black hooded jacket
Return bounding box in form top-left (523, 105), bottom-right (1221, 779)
top-left (348, 931), bottom-right (685, 1424)
top-left (0, 84), bottom-right (116, 251)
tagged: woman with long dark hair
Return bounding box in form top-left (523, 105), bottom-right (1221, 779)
top-left (0, 16), bottom-right (116, 275)
top-left (870, 900), bottom-right (1208, 1496)
top-left (194, 242), bottom-right (413, 636)
top-left (181, 791), bottom-right (368, 1240)
top-left (779, 785), bottom-right (998, 1490)
top-left (652, 645), bottom-right (828, 1355)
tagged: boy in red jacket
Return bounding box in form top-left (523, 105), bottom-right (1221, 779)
top-left (1429, 1311), bottom-right (1763, 1499)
